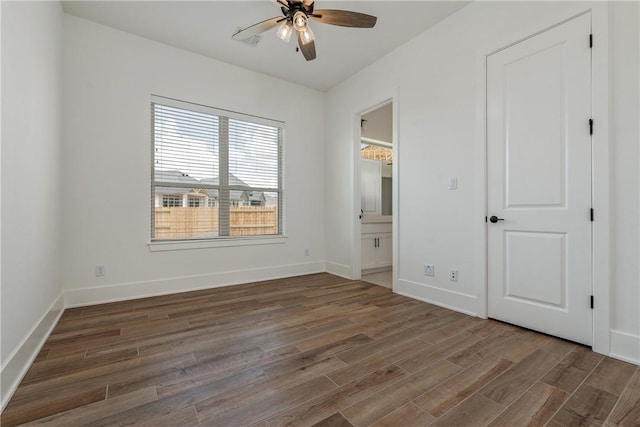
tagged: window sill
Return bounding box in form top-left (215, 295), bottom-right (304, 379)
top-left (147, 235), bottom-right (287, 252)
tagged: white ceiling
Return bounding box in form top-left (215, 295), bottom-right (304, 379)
top-left (61, 1), bottom-right (470, 91)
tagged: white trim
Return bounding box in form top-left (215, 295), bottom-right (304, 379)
top-left (352, 107), bottom-right (361, 281)
top-left (65, 261), bottom-right (324, 308)
top-left (396, 279), bottom-right (478, 317)
top-left (148, 235), bottom-right (287, 252)
top-left (0, 0), bottom-right (3, 410)
top-left (352, 93), bottom-right (399, 289)
top-left (636, 0), bottom-right (640, 372)
top-left (1, 293), bottom-right (65, 412)
top-left (473, 38), bottom-right (489, 320)
top-left (610, 330), bottom-right (640, 365)
top-left (391, 90), bottom-right (400, 292)
top-left (324, 261), bottom-right (353, 280)
top-left (362, 266), bottom-right (392, 276)
top-left (589, 2), bottom-right (610, 357)
top-left (474, 3), bottom-right (610, 354)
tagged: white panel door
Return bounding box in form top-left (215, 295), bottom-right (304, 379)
top-left (361, 159), bottom-right (381, 216)
top-left (487, 14), bottom-right (593, 345)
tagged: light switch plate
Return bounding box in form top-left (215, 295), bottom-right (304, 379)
top-left (424, 264), bottom-right (434, 276)
top-left (449, 177), bottom-right (458, 190)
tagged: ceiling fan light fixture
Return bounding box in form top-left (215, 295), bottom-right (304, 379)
top-left (233, 1), bottom-right (377, 61)
top-left (300, 26), bottom-right (315, 45)
top-left (293, 11), bottom-right (308, 31)
top-left (276, 21), bottom-right (293, 42)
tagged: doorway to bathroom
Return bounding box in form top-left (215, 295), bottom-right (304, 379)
top-left (358, 101), bottom-right (393, 288)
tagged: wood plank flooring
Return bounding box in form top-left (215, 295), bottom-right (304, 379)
top-left (2, 273), bottom-right (639, 426)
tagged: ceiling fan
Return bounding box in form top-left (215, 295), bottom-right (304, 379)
top-left (232, 0), bottom-right (377, 61)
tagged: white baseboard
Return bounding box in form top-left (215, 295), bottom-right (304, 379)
top-left (395, 278), bottom-right (478, 317)
top-left (65, 261), bottom-right (325, 308)
top-left (1, 292), bottom-right (65, 412)
top-left (610, 329), bottom-right (640, 365)
top-left (362, 266), bottom-right (392, 275)
top-left (324, 261), bottom-right (353, 280)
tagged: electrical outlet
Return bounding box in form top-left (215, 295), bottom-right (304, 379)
top-left (95, 264), bottom-right (105, 277)
top-left (304, 248), bottom-right (310, 256)
top-left (424, 264), bottom-right (434, 276)
top-left (449, 269), bottom-right (458, 282)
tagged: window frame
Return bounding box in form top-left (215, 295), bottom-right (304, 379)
top-left (149, 95), bottom-right (285, 249)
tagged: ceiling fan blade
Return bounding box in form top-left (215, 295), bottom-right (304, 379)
top-left (302, 0), bottom-right (314, 6)
top-left (310, 10), bottom-right (377, 28)
top-left (232, 17), bottom-right (284, 40)
top-left (297, 31), bottom-right (316, 61)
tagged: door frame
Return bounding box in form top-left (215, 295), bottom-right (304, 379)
top-left (352, 93), bottom-right (399, 291)
top-left (473, 3), bottom-right (610, 355)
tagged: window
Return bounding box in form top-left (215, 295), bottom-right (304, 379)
top-left (187, 196), bottom-right (201, 208)
top-left (162, 195), bottom-right (181, 207)
top-left (151, 96), bottom-right (283, 241)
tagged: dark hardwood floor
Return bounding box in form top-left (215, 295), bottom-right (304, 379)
top-left (2, 273), bottom-right (639, 426)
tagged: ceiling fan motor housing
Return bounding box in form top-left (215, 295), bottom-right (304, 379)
top-left (283, 1), bottom-right (314, 25)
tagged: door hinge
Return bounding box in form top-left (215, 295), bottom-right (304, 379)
top-left (590, 208), bottom-right (594, 222)
top-left (589, 34), bottom-right (593, 48)
top-left (590, 295), bottom-right (594, 309)
top-left (589, 119), bottom-right (594, 135)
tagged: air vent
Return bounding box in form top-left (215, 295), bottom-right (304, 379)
top-left (233, 27), bottom-right (262, 47)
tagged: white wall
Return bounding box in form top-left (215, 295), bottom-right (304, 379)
top-left (62, 15), bottom-right (326, 304)
top-left (1, 0), bottom-right (65, 406)
top-left (325, 1), bottom-right (639, 360)
top-left (362, 103), bottom-right (392, 143)
top-left (609, 1), bottom-right (640, 360)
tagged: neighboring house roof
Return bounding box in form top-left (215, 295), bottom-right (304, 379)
top-left (246, 192), bottom-right (266, 202)
top-left (155, 169), bottom-right (210, 196)
top-left (155, 169), bottom-right (265, 202)
top-left (155, 169), bottom-right (200, 184)
top-left (200, 174), bottom-right (249, 201)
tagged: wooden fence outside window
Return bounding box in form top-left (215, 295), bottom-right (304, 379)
top-left (154, 206), bottom-right (278, 239)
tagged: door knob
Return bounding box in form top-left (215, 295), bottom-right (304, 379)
top-left (489, 215), bottom-right (504, 223)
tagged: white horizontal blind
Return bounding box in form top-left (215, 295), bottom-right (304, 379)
top-left (151, 96), bottom-right (283, 240)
